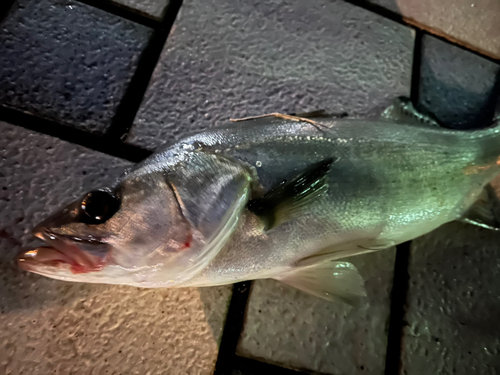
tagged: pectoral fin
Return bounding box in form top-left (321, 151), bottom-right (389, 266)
top-left (461, 184), bottom-right (500, 231)
top-left (247, 158), bottom-right (335, 230)
top-left (275, 261), bottom-right (366, 305)
top-left (381, 97), bottom-right (441, 127)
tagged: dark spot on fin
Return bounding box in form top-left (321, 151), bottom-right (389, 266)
top-left (381, 97), bottom-right (442, 127)
top-left (248, 158), bottom-right (335, 230)
top-left (460, 184), bottom-right (500, 231)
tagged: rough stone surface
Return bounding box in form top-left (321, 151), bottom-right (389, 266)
top-left (418, 35), bottom-right (500, 130)
top-left (0, 0), bottom-right (153, 135)
top-left (401, 223), bottom-right (500, 375)
top-left (395, 0), bottom-right (500, 59)
top-left (237, 249), bottom-right (396, 374)
top-left (111, 0), bottom-right (171, 20)
top-left (0, 121), bottom-right (231, 375)
top-left (127, 0), bottom-right (414, 151)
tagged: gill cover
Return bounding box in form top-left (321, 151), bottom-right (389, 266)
top-left (135, 151), bottom-right (253, 285)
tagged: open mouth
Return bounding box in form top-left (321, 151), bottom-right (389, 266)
top-left (17, 230), bottom-right (109, 274)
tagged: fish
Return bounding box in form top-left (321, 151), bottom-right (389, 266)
top-left (17, 97), bottom-right (500, 304)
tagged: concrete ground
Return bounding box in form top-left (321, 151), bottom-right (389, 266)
top-left (0, 0), bottom-right (499, 374)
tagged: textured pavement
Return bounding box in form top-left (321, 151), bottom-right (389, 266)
top-left (401, 223), bottom-right (500, 375)
top-left (363, 0), bottom-right (500, 60)
top-left (417, 34), bottom-right (500, 130)
top-left (237, 250), bottom-right (396, 374)
top-left (0, 0), bottom-right (499, 374)
top-left (0, 0), bottom-right (153, 135)
top-left (126, 0), bottom-right (413, 151)
top-left (390, 0), bottom-right (500, 60)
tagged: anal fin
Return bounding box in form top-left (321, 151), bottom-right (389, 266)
top-left (275, 261), bottom-right (366, 305)
top-left (461, 184), bottom-right (500, 231)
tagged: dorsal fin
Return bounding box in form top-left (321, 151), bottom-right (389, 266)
top-left (381, 97), bottom-right (441, 127)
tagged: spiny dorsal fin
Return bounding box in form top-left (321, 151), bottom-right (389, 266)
top-left (293, 110), bottom-right (348, 119)
top-left (461, 184), bottom-right (500, 231)
top-left (275, 261), bottom-right (367, 305)
top-left (247, 158), bottom-right (335, 230)
top-left (381, 97), bottom-right (441, 127)
top-left (293, 109), bottom-right (328, 118)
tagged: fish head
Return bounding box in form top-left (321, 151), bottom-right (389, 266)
top-left (17, 170), bottom-right (197, 287)
top-left (18, 151), bottom-right (252, 287)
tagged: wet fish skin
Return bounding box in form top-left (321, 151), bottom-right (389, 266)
top-left (174, 115), bottom-right (500, 287)
top-left (16, 99), bottom-right (500, 301)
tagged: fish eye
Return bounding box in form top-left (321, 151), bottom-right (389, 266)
top-left (80, 190), bottom-right (120, 224)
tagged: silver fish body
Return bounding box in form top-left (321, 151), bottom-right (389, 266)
top-left (166, 116), bottom-right (500, 286)
top-left (17, 100), bottom-right (500, 302)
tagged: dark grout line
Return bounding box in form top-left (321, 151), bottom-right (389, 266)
top-left (105, 0), bottom-right (183, 141)
top-left (76, 0), bottom-right (161, 29)
top-left (231, 356), bottom-right (314, 375)
top-left (0, 0), bottom-right (16, 24)
top-left (0, 105), bottom-right (152, 163)
top-left (341, 0), bottom-right (406, 26)
top-left (410, 29), bottom-right (423, 104)
top-left (384, 241), bottom-right (411, 375)
top-left (214, 281), bottom-right (252, 375)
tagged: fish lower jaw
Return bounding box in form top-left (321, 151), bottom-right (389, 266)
top-left (17, 245), bottom-right (108, 275)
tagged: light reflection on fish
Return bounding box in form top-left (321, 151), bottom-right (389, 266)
top-left (17, 98), bottom-right (500, 304)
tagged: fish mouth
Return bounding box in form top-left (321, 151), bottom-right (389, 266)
top-left (17, 229), bottom-right (110, 275)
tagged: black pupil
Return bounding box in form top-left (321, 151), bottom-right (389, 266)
top-left (81, 190), bottom-right (118, 223)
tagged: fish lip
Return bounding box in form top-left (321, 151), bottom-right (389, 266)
top-left (33, 227), bottom-right (108, 249)
top-left (18, 228), bottom-right (110, 274)
top-left (17, 247), bottom-right (74, 272)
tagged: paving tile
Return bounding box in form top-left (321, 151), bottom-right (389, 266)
top-left (0, 0), bottom-right (153, 135)
top-left (127, 0), bottom-right (414, 150)
top-left (0, 121), bottom-right (231, 375)
top-left (237, 249), bottom-right (396, 374)
top-left (417, 35), bottom-right (500, 130)
top-left (111, 0), bottom-right (171, 20)
top-left (401, 223), bottom-right (500, 375)
top-left (376, 0), bottom-right (500, 60)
